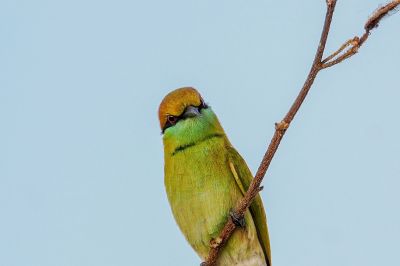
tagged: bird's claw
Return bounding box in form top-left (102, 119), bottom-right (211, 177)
top-left (230, 210), bottom-right (246, 228)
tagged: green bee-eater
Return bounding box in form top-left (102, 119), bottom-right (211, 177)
top-left (159, 87), bottom-right (271, 266)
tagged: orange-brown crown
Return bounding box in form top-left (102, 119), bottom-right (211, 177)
top-left (158, 87), bottom-right (202, 130)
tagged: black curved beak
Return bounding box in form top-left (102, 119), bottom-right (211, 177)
top-left (182, 105), bottom-right (201, 118)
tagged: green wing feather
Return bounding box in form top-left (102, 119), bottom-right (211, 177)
top-left (227, 146), bottom-right (272, 266)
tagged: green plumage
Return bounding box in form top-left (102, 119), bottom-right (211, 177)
top-left (163, 107), bottom-right (271, 266)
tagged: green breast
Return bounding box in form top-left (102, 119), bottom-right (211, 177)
top-left (165, 135), bottom-right (236, 255)
top-left (164, 135), bottom-right (265, 265)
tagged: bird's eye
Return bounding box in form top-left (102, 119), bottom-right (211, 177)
top-left (167, 115), bottom-right (178, 125)
top-left (162, 115), bottom-right (181, 133)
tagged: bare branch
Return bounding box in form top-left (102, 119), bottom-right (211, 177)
top-left (202, 0), bottom-right (338, 265)
top-left (201, 1), bottom-right (399, 265)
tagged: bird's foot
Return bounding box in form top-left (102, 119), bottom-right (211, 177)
top-left (230, 210), bottom-right (246, 228)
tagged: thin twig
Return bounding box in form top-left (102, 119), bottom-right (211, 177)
top-left (202, 1), bottom-right (399, 265)
top-left (322, 0), bottom-right (400, 69)
top-left (321, 37), bottom-right (358, 64)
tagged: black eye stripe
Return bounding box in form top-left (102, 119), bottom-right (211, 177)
top-left (161, 101), bottom-right (209, 133)
top-left (199, 99), bottom-right (208, 109)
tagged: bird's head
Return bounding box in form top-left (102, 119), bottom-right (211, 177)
top-left (158, 87), bottom-right (225, 152)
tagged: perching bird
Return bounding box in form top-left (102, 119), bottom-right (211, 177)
top-left (159, 87), bottom-right (271, 266)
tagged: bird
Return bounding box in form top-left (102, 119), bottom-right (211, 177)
top-left (159, 87), bottom-right (271, 266)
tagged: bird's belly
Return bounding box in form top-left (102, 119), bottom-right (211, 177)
top-left (164, 143), bottom-right (265, 265)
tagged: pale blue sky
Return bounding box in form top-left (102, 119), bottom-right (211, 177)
top-left (1, 1), bottom-right (399, 265)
